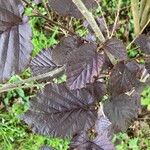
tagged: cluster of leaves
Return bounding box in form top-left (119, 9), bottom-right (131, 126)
top-left (0, 0), bottom-right (150, 149)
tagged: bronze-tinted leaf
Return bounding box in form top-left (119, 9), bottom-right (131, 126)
top-left (104, 93), bottom-right (141, 132)
top-left (103, 38), bottom-right (127, 62)
top-left (48, 0), bottom-right (98, 18)
top-left (0, 0), bottom-right (33, 82)
top-left (66, 43), bottom-right (105, 90)
top-left (134, 34), bottom-right (150, 54)
top-left (31, 48), bottom-right (61, 76)
top-left (85, 81), bottom-right (106, 101)
top-left (21, 83), bottom-right (97, 137)
top-left (108, 61), bottom-right (143, 96)
top-left (52, 36), bottom-right (82, 65)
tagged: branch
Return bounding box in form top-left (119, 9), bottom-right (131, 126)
top-left (0, 66), bottom-right (65, 93)
top-left (72, 0), bottom-right (105, 43)
top-left (131, 0), bottom-right (140, 35)
top-left (140, 0), bottom-right (150, 29)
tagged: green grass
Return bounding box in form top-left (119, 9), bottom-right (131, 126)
top-left (0, 104), bottom-right (69, 150)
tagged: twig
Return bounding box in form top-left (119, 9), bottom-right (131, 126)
top-left (72, 0), bottom-right (105, 43)
top-left (110, 0), bottom-right (122, 38)
top-left (0, 66), bottom-right (65, 93)
top-left (131, 0), bottom-right (140, 35)
top-left (127, 18), bottom-right (150, 49)
top-left (42, 0), bottom-right (51, 18)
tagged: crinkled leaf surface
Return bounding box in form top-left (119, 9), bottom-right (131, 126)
top-left (103, 38), bottom-right (127, 62)
top-left (85, 81), bottom-right (106, 101)
top-left (104, 93), bottom-right (141, 132)
top-left (70, 131), bottom-right (114, 150)
top-left (70, 112), bottom-right (114, 150)
top-left (0, 0), bottom-right (33, 82)
top-left (31, 48), bottom-right (60, 76)
top-left (52, 36), bottom-right (82, 65)
top-left (21, 83), bottom-right (97, 137)
top-left (48, 0), bottom-right (98, 18)
top-left (66, 43), bottom-right (104, 90)
top-left (134, 34), bottom-right (150, 54)
top-left (108, 61), bottom-right (142, 96)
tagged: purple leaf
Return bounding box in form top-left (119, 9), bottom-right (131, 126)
top-left (48, 0), bottom-right (98, 18)
top-left (31, 48), bottom-right (61, 76)
top-left (85, 81), bottom-right (106, 101)
top-left (66, 43), bottom-right (105, 90)
top-left (134, 34), bottom-right (150, 54)
top-left (52, 36), bottom-right (82, 65)
top-left (108, 61), bottom-right (143, 96)
top-left (104, 92), bottom-right (141, 132)
top-left (70, 116), bottom-right (114, 150)
top-left (0, 0), bottom-right (33, 82)
top-left (103, 38), bottom-right (127, 62)
top-left (21, 83), bottom-right (97, 137)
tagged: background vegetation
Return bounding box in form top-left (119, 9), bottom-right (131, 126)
top-left (0, 0), bottom-right (150, 149)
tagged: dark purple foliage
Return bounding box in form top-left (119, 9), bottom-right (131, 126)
top-left (108, 61), bottom-right (143, 96)
top-left (48, 0), bottom-right (98, 18)
top-left (0, 0), bottom-right (33, 82)
top-left (134, 34), bottom-right (150, 54)
top-left (104, 92), bottom-right (141, 132)
top-left (66, 43), bottom-right (105, 90)
top-left (103, 38), bottom-right (127, 62)
top-left (1, 1), bottom-right (150, 149)
top-left (21, 83), bottom-right (97, 137)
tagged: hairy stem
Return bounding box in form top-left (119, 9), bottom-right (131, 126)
top-left (0, 67), bottom-right (65, 93)
top-left (131, 0), bottom-right (140, 35)
top-left (72, 0), bottom-right (105, 43)
top-left (140, 0), bottom-right (150, 29)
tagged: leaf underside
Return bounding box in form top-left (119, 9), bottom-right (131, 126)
top-left (21, 83), bottom-right (97, 137)
top-left (0, 0), bottom-right (32, 82)
top-left (48, 0), bottom-right (98, 18)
